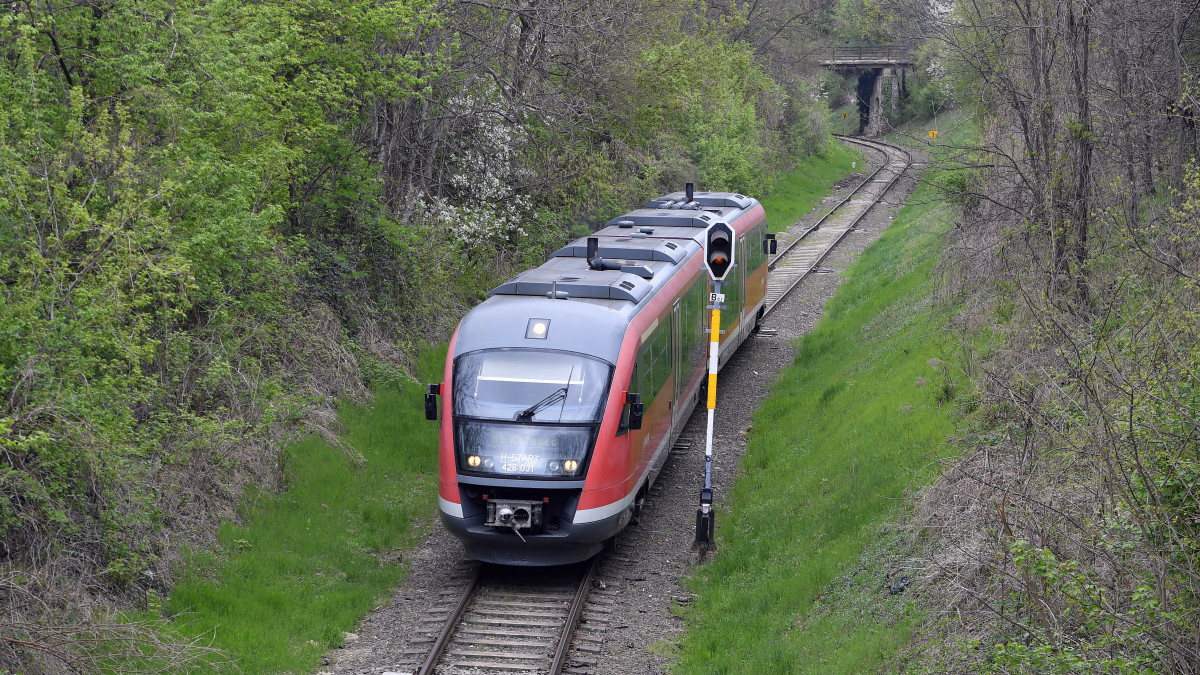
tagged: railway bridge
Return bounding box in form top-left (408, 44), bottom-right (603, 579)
top-left (819, 45), bottom-right (914, 137)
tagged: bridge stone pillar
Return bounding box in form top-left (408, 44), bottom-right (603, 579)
top-left (865, 69), bottom-right (886, 136)
top-left (892, 72), bottom-right (900, 114)
top-left (865, 67), bottom-right (901, 137)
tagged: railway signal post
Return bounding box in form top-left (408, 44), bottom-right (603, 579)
top-left (696, 222), bottom-right (735, 553)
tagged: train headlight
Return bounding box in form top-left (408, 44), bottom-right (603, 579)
top-left (563, 459), bottom-right (579, 473)
top-left (467, 455), bottom-right (482, 468)
top-left (548, 460), bottom-right (562, 472)
top-left (483, 458), bottom-right (495, 470)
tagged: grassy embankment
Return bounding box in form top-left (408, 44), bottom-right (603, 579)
top-left (762, 139), bottom-right (863, 234)
top-left (163, 348), bottom-right (445, 674)
top-left (673, 117), bottom-right (973, 672)
top-left (156, 138), bottom-right (864, 674)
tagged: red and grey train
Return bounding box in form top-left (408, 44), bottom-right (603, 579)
top-left (425, 188), bottom-right (774, 565)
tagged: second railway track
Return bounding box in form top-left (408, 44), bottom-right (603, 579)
top-left (763, 135), bottom-right (912, 316)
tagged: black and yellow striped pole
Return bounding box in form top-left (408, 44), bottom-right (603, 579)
top-left (696, 222), bottom-right (734, 550)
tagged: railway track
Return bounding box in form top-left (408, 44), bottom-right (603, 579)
top-left (763, 136), bottom-right (911, 317)
top-left (415, 553), bottom-right (608, 674)
top-left (403, 137), bottom-right (910, 675)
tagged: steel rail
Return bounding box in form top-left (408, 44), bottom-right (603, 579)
top-left (832, 136), bottom-right (913, 231)
top-left (417, 567), bottom-right (481, 675)
top-left (768, 142), bottom-right (890, 266)
top-left (762, 137), bottom-right (912, 319)
top-left (418, 552), bottom-right (603, 675)
top-left (549, 552), bottom-right (605, 675)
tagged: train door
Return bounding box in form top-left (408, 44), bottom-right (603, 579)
top-left (671, 300), bottom-right (682, 419)
top-left (738, 236), bottom-right (748, 323)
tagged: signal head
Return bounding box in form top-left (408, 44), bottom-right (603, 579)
top-left (704, 222), bottom-right (735, 281)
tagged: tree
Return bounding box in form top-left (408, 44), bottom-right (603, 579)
top-left (889, 0), bottom-right (1200, 671)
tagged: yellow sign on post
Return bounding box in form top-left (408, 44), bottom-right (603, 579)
top-left (928, 129), bottom-right (939, 140)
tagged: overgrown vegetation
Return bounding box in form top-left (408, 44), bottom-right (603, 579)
top-left (877, 0), bottom-right (1200, 671)
top-left (675, 136), bottom-right (963, 672)
top-left (164, 348), bottom-right (444, 674)
top-left (760, 140), bottom-right (863, 233)
top-left (0, 0), bottom-right (846, 669)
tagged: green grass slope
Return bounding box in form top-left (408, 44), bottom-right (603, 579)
top-left (165, 348), bottom-right (445, 674)
top-left (675, 149), bottom-right (963, 673)
top-left (761, 140), bottom-right (863, 234)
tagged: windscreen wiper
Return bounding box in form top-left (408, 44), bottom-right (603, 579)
top-left (514, 387), bottom-right (567, 422)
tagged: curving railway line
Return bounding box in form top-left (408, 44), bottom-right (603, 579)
top-left (401, 136), bottom-right (912, 675)
top-left (764, 136), bottom-right (911, 317)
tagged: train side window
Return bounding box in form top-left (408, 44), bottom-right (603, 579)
top-left (617, 372), bottom-right (635, 436)
top-left (618, 310), bottom-right (677, 437)
top-left (646, 320), bottom-right (670, 399)
top-left (750, 224), bottom-right (767, 270)
top-left (631, 320), bottom-right (669, 405)
top-left (681, 275), bottom-right (706, 375)
top-left (722, 262), bottom-right (742, 316)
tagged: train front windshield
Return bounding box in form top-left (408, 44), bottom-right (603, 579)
top-left (452, 350), bottom-right (613, 479)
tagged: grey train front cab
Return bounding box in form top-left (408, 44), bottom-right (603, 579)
top-left (435, 280), bottom-right (651, 565)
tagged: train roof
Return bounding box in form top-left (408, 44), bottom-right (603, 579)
top-left (453, 190), bottom-right (761, 364)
